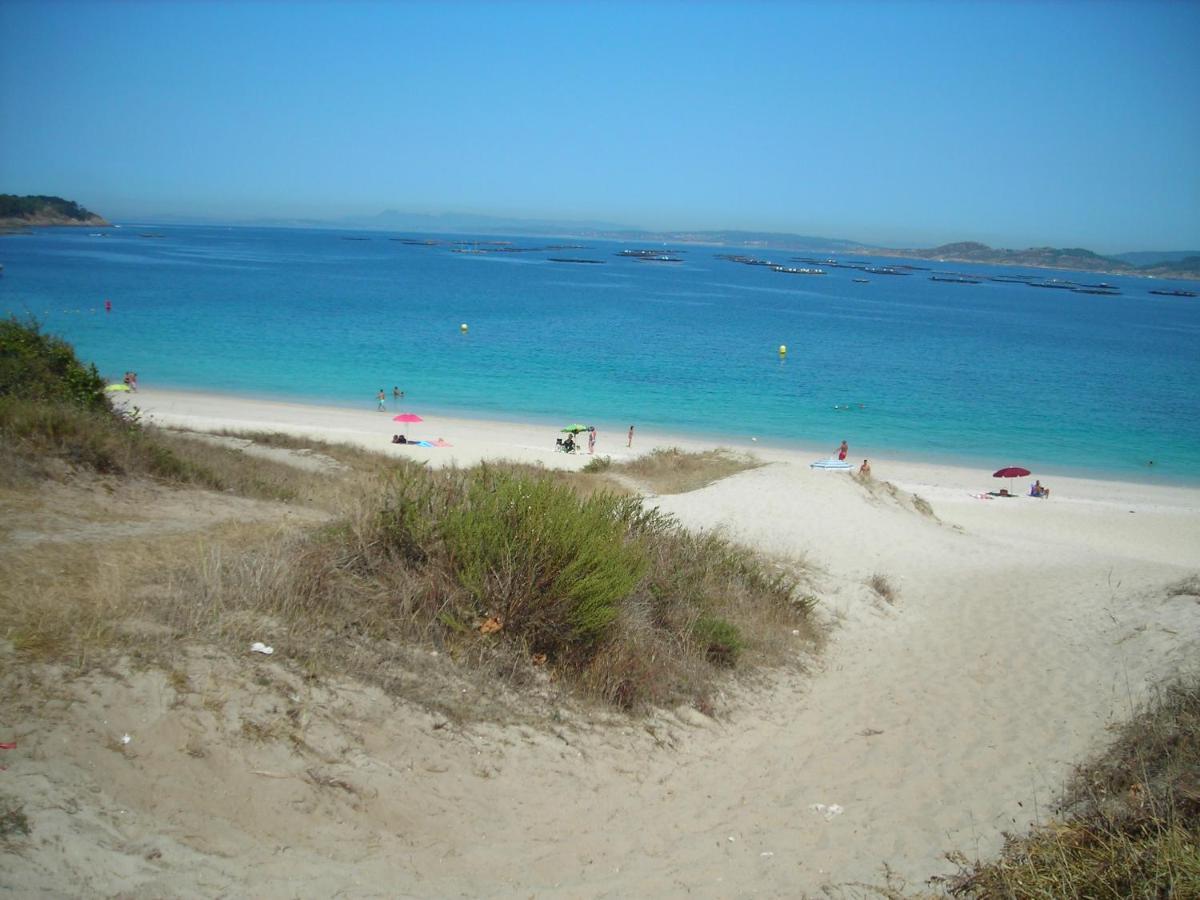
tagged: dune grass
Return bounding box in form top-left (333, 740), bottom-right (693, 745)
top-left (586, 446), bottom-right (762, 494)
top-left (868, 573), bottom-right (898, 605)
top-left (942, 671), bottom-right (1200, 899)
top-left (144, 460), bottom-right (820, 713)
top-left (2, 320), bottom-right (820, 715)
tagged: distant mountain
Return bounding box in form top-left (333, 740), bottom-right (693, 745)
top-left (340, 209), bottom-right (636, 234)
top-left (877, 241), bottom-right (1200, 281)
top-left (594, 229), bottom-right (868, 253)
top-left (0, 194), bottom-right (108, 228)
top-left (1113, 250), bottom-right (1200, 267)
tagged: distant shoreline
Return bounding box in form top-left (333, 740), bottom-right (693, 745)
top-left (0, 217), bottom-right (109, 231)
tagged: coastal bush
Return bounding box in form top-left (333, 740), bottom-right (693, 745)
top-left (255, 460), bottom-right (820, 711)
top-left (440, 467), bottom-right (646, 650)
top-left (944, 672), bottom-right (1200, 899)
top-left (692, 616), bottom-right (743, 665)
top-left (0, 317), bottom-right (108, 410)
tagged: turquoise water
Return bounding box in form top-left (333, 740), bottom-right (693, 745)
top-left (2, 224), bottom-right (1199, 483)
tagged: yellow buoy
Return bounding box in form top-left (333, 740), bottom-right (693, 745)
top-left (778, 344), bottom-right (787, 355)
top-left (460, 323), bottom-right (469, 332)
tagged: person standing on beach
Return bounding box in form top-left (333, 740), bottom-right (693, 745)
top-left (627, 425), bottom-right (634, 447)
top-left (588, 426), bottom-right (597, 454)
top-left (838, 440), bottom-right (848, 461)
top-left (377, 389), bottom-right (386, 411)
top-left (858, 459), bottom-right (871, 478)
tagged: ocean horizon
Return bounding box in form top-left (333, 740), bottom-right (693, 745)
top-left (3, 223), bottom-right (1198, 485)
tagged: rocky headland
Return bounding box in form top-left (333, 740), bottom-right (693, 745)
top-left (0, 194), bottom-right (109, 229)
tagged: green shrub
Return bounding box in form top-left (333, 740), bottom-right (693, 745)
top-left (693, 616), bottom-right (743, 665)
top-left (440, 466), bottom-right (646, 652)
top-left (0, 317), bottom-right (109, 410)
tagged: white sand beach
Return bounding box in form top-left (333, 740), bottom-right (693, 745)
top-left (5, 387), bottom-right (1199, 897)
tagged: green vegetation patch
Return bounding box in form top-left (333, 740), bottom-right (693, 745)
top-left (1, 317), bottom-right (109, 410)
top-left (0, 194), bottom-right (99, 223)
top-left (440, 467), bottom-right (646, 647)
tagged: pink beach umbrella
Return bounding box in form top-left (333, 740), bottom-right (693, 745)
top-left (392, 413), bottom-right (423, 433)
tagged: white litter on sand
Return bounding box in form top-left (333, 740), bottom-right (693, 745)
top-left (808, 803), bottom-right (844, 821)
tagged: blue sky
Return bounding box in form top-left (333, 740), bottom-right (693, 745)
top-left (1, 0), bottom-right (1197, 251)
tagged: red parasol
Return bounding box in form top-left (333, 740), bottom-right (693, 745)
top-left (993, 466), bottom-right (1031, 493)
top-left (393, 413), bottom-right (423, 425)
top-left (993, 467), bottom-right (1031, 479)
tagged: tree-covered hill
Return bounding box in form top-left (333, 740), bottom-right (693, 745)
top-left (0, 194), bottom-right (108, 227)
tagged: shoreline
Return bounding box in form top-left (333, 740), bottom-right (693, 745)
top-left (121, 388), bottom-right (1200, 518)
top-left (120, 384), bottom-right (1199, 491)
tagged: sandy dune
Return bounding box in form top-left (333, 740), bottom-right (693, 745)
top-left (2, 389), bottom-right (1197, 897)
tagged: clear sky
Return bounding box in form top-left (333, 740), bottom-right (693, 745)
top-left (2, 0), bottom-right (1198, 251)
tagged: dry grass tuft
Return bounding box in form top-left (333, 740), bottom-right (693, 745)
top-left (0, 799), bottom-right (31, 841)
top-left (942, 671), bottom-right (1200, 899)
top-left (139, 461), bottom-right (820, 714)
top-left (867, 573), bottom-right (898, 604)
top-left (592, 446), bottom-right (762, 494)
top-left (1166, 574), bottom-right (1200, 600)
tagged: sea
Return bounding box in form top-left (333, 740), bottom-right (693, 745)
top-left (2, 224), bottom-right (1199, 484)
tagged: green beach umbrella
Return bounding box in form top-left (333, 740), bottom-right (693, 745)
top-left (561, 424), bottom-right (588, 433)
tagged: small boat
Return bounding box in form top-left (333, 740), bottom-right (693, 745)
top-left (853, 278), bottom-right (869, 283)
top-left (548, 257), bottom-right (606, 264)
top-left (1149, 289), bottom-right (1197, 297)
top-left (930, 275), bottom-right (981, 284)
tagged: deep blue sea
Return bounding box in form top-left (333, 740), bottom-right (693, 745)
top-left (3, 224), bottom-right (1199, 483)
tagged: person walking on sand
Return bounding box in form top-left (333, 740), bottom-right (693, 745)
top-left (588, 426), bottom-right (597, 455)
top-left (627, 425), bottom-right (634, 447)
top-left (376, 389), bottom-right (386, 411)
top-left (858, 459), bottom-right (871, 478)
top-left (838, 440), bottom-right (849, 461)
